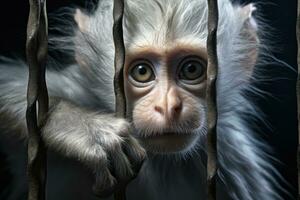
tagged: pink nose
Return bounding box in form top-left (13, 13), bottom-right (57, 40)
top-left (154, 88), bottom-right (182, 119)
top-left (154, 101), bottom-right (182, 118)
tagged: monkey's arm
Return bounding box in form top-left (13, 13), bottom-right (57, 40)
top-left (0, 61), bottom-right (145, 196)
top-left (41, 99), bottom-right (145, 195)
top-left (43, 99), bottom-right (145, 195)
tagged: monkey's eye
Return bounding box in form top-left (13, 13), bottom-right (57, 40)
top-left (178, 58), bottom-right (206, 84)
top-left (129, 62), bottom-right (155, 83)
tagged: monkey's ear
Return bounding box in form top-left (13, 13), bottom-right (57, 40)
top-left (74, 9), bottom-right (91, 67)
top-left (74, 9), bottom-right (90, 32)
top-left (239, 4), bottom-right (257, 30)
top-left (238, 4), bottom-right (259, 71)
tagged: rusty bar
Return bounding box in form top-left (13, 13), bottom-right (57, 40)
top-left (297, 0), bottom-right (300, 198)
top-left (26, 0), bottom-right (49, 200)
top-left (113, 0), bottom-right (126, 118)
top-left (113, 0), bottom-right (127, 200)
top-left (206, 0), bottom-right (219, 199)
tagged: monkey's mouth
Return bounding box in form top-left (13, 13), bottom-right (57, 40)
top-left (135, 131), bottom-right (200, 154)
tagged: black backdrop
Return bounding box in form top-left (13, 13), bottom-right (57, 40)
top-left (0, 0), bottom-right (298, 199)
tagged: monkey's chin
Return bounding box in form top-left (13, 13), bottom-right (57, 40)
top-left (138, 133), bottom-right (199, 154)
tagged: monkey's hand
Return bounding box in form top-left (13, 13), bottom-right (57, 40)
top-left (42, 100), bottom-right (146, 197)
top-left (91, 117), bottom-right (146, 197)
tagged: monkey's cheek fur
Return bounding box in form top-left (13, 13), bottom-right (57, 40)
top-left (138, 132), bottom-right (200, 154)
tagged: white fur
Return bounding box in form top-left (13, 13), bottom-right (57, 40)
top-left (0, 0), bottom-right (285, 199)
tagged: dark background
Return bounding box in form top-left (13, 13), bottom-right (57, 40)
top-left (0, 0), bottom-right (298, 199)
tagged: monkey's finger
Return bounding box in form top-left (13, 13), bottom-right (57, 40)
top-left (106, 142), bottom-right (134, 183)
top-left (93, 164), bottom-right (117, 197)
top-left (122, 136), bottom-right (146, 173)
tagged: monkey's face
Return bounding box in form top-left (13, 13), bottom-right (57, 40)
top-left (124, 44), bottom-right (208, 154)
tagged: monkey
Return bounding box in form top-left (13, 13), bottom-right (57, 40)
top-left (0, 0), bottom-right (287, 199)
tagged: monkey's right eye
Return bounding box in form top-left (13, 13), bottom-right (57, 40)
top-left (129, 62), bottom-right (155, 83)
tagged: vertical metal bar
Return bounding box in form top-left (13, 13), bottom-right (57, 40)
top-left (297, 0), bottom-right (300, 198)
top-left (206, 0), bottom-right (219, 199)
top-left (26, 0), bottom-right (49, 200)
top-left (113, 0), bottom-right (126, 117)
top-left (113, 0), bottom-right (127, 200)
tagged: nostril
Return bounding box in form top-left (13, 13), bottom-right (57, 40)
top-left (175, 105), bottom-right (181, 113)
top-left (172, 102), bottom-right (182, 115)
top-left (154, 106), bottom-right (164, 115)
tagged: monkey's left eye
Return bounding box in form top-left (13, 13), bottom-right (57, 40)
top-left (129, 62), bottom-right (155, 83)
top-left (178, 57), bottom-right (206, 84)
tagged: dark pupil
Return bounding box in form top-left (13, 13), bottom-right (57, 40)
top-left (138, 66), bottom-right (147, 75)
top-left (186, 64), bottom-right (196, 73)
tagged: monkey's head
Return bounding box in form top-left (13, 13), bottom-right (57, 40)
top-left (124, 45), bottom-right (207, 154)
top-left (122, 0), bottom-right (259, 155)
top-left (74, 0), bottom-right (259, 155)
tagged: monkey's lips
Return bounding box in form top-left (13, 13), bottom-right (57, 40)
top-left (136, 131), bottom-right (199, 154)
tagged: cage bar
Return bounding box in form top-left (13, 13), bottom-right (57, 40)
top-left (113, 0), bottom-right (127, 199)
top-left (26, 0), bottom-right (49, 200)
top-left (206, 0), bottom-right (219, 199)
top-left (297, 0), bottom-right (300, 198)
top-left (113, 0), bottom-right (126, 117)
